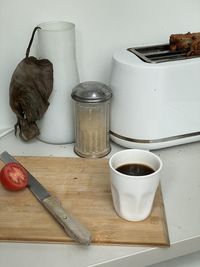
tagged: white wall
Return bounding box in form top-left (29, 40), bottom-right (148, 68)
top-left (1, 0), bottom-right (200, 128)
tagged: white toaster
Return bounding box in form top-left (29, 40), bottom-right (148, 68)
top-left (109, 44), bottom-right (200, 150)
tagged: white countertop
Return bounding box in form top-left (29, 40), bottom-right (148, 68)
top-left (0, 131), bottom-right (200, 267)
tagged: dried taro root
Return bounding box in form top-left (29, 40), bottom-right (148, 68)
top-left (9, 27), bottom-right (53, 141)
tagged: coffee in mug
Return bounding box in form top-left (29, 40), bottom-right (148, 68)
top-left (109, 149), bottom-right (163, 221)
top-left (116, 163), bottom-right (154, 176)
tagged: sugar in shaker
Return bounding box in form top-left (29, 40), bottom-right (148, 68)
top-left (71, 81), bottom-right (112, 158)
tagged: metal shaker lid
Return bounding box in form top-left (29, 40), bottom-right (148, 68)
top-left (71, 81), bottom-right (112, 103)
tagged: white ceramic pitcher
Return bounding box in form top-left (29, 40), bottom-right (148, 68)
top-left (37, 21), bottom-right (79, 144)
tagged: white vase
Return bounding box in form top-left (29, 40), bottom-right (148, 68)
top-left (37, 21), bottom-right (79, 144)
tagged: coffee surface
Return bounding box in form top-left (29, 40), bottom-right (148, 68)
top-left (116, 163), bottom-right (154, 176)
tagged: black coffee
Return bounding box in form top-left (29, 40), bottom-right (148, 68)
top-left (116, 163), bottom-right (154, 176)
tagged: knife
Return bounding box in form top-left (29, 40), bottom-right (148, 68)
top-left (0, 151), bottom-right (91, 245)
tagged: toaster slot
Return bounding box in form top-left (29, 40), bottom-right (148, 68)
top-left (128, 44), bottom-right (200, 63)
top-left (148, 51), bottom-right (187, 63)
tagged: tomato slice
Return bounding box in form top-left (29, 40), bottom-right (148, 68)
top-left (0, 162), bottom-right (28, 191)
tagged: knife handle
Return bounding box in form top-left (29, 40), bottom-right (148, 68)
top-left (42, 195), bottom-right (91, 245)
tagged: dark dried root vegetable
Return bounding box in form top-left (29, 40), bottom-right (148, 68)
top-left (9, 26), bottom-right (53, 141)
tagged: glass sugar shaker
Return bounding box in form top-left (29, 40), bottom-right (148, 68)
top-left (71, 81), bottom-right (112, 158)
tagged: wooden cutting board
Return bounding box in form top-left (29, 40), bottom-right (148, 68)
top-left (0, 156), bottom-right (170, 246)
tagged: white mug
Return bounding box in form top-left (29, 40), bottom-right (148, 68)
top-left (109, 149), bottom-right (163, 221)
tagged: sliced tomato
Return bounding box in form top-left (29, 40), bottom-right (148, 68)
top-left (0, 162), bottom-right (28, 191)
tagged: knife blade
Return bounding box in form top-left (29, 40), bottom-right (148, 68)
top-left (0, 151), bottom-right (91, 245)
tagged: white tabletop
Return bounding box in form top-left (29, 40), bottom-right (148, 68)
top-left (0, 131), bottom-right (200, 267)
